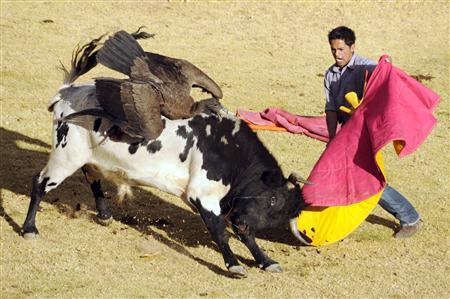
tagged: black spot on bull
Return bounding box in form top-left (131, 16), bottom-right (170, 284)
top-left (128, 139), bottom-right (147, 154)
top-left (187, 115), bottom-right (277, 185)
top-left (56, 113), bottom-right (69, 148)
top-left (128, 139), bottom-right (162, 155)
top-left (128, 142), bottom-right (140, 154)
top-left (147, 140), bottom-right (162, 154)
top-left (176, 125), bottom-right (187, 139)
top-left (179, 131), bottom-right (194, 162)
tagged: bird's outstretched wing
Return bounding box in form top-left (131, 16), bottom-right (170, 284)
top-left (120, 81), bottom-right (164, 140)
top-left (95, 78), bottom-right (163, 140)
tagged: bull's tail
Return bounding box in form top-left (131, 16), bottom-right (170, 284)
top-left (60, 35), bottom-right (104, 85)
top-left (116, 184), bottom-right (134, 206)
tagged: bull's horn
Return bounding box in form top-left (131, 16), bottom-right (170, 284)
top-left (289, 218), bottom-right (312, 246)
top-left (288, 172), bottom-right (312, 185)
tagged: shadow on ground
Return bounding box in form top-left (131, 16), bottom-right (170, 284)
top-left (365, 214), bottom-right (398, 230)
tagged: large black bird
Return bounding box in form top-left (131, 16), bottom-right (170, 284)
top-left (64, 28), bottom-right (224, 140)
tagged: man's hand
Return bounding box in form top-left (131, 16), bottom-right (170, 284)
top-left (325, 111), bottom-right (338, 141)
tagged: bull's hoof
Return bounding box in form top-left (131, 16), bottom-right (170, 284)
top-left (228, 265), bottom-right (247, 278)
top-left (23, 232), bottom-right (39, 240)
top-left (22, 226), bottom-right (39, 239)
top-left (96, 215), bottom-right (113, 226)
top-left (264, 263), bottom-right (283, 273)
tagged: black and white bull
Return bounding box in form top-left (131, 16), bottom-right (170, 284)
top-left (22, 54), bottom-right (307, 280)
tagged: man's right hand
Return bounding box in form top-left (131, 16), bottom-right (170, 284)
top-left (325, 111), bottom-right (338, 141)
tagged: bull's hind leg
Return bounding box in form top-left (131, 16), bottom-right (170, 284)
top-left (22, 154), bottom-right (85, 239)
top-left (22, 173), bottom-right (51, 238)
top-left (81, 165), bottom-right (112, 226)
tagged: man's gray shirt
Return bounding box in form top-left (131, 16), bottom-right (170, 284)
top-left (324, 54), bottom-right (376, 123)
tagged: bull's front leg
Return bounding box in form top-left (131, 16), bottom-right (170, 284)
top-left (189, 198), bottom-right (247, 277)
top-left (235, 231), bottom-right (282, 273)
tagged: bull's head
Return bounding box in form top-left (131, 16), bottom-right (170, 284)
top-left (226, 169), bottom-right (309, 237)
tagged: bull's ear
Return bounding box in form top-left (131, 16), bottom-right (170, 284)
top-left (261, 170), bottom-right (284, 187)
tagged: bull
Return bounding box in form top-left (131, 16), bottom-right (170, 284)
top-left (22, 39), bottom-right (308, 277)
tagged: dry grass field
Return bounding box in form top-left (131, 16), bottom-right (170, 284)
top-left (1, 1), bottom-right (449, 298)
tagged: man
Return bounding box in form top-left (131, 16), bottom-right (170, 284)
top-left (324, 26), bottom-right (420, 238)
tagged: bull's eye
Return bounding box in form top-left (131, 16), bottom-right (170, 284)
top-left (269, 196), bottom-right (277, 206)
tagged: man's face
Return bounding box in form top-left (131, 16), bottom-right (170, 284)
top-left (329, 39), bottom-right (355, 68)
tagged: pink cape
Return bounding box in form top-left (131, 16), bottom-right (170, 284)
top-left (237, 108), bottom-right (335, 142)
top-left (302, 56), bottom-right (440, 206)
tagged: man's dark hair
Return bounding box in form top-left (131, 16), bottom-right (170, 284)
top-left (328, 26), bottom-right (356, 46)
